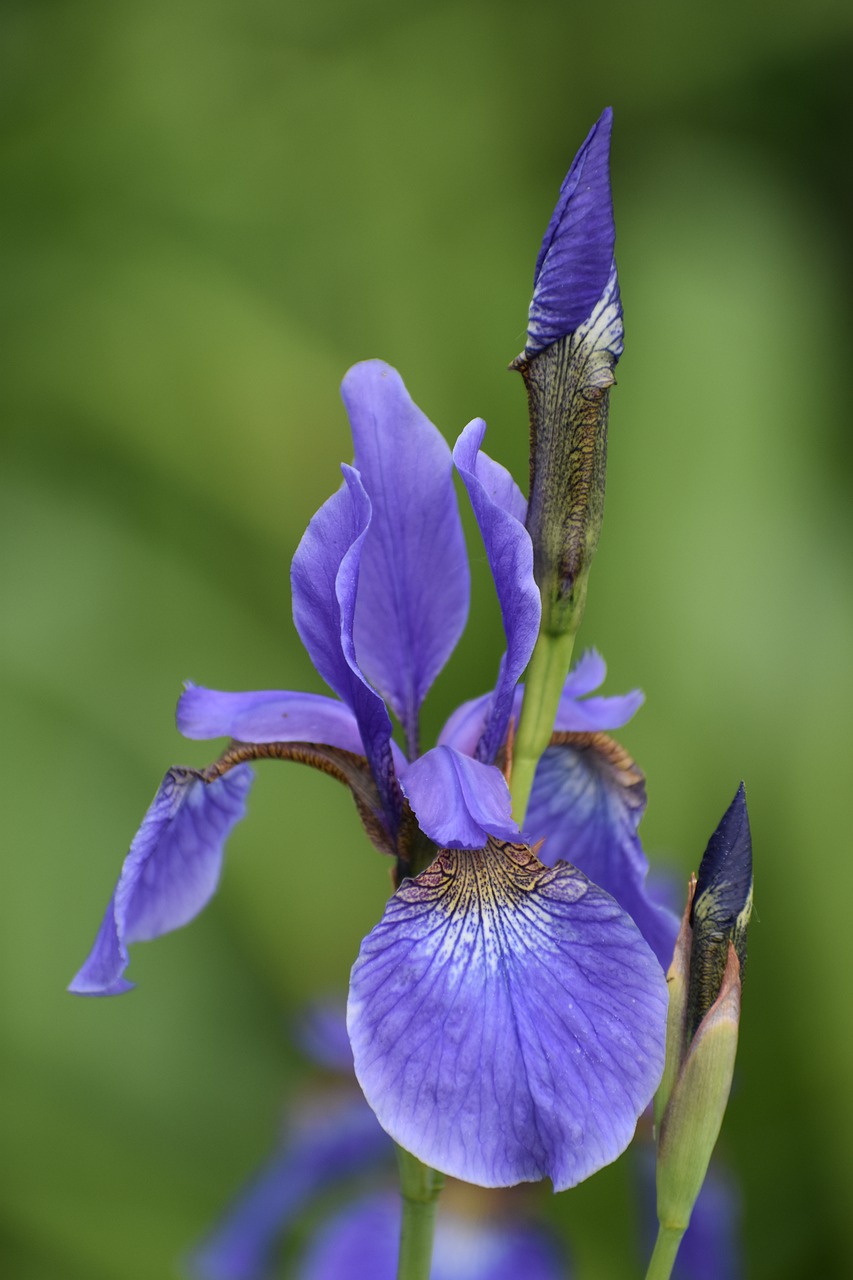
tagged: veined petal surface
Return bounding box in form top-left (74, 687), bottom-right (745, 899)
top-left (453, 419), bottom-right (540, 764)
top-left (69, 766), bottom-right (252, 996)
top-left (348, 840), bottom-right (667, 1190)
top-left (343, 360), bottom-right (470, 754)
top-left (401, 746), bottom-right (519, 850)
top-left (291, 465), bottom-right (400, 831)
top-left (527, 735), bottom-right (677, 968)
top-left (298, 1192), bottom-right (565, 1280)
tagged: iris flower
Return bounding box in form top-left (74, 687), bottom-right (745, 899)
top-left (70, 360), bottom-right (671, 1190)
top-left (70, 106), bottom-right (674, 1194)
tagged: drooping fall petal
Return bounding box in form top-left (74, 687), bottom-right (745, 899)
top-left (69, 766), bottom-right (252, 995)
top-left (348, 839), bottom-right (667, 1190)
top-left (526, 733), bottom-right (677, 968)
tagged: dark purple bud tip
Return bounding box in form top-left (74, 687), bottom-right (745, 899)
top-left (687, 783), bottom-right (753, 1038)
top-left (526, 107), bottom-right (619, 357)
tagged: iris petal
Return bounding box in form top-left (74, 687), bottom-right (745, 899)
top-left (453, 419), bottom-right (540, 764)
top-left (555, 649), bottom-right (643, 732)
top-left (439, 652), bottom-right (640, 757)
top-left (178, 685), bottom-right (364, 754)
top-left (299, 1191), bottom-right (565, 1280)
top-left (401, 746), bottom-right (519, 850)
top-left (527, 735), bottom-right (677, 968)
top-left (348, 839), bottom-right (667, 1190)
top-left (69, 765), bottom-right (252, 996)
top-left (437, 692), bottom-right (493, 756)
top-left (343, 361), bottom-right (470, 755)
top-left (291, 464), bottom-right (401, 832)
top-left (560, 649), bottom-right (606, 697)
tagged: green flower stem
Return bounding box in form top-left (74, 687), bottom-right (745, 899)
top-left (509, 628), bottom-right (577, 826)
top-left (644, 1224), bottom-right (685, 1280)
top-left (395, 1144), bottom-right (445, 1280)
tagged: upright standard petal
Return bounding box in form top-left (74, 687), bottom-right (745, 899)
top-left (526, 733), bottom-right (677, 969)
top-left (291, 465), bottom-right (401, 833)
top-left (526, 108), bottom-right (617, 357)
top-left (69, 766), bottom-right (252, 996)
top-left (349, 840), bottom-right (667, 1190)
top-left (298, 1192), bottom-right (565, 1280)
top-left (453, 419), bottom-right (540, 764)
top-left (343, 361), bottom-right (470, 755)
top-left (401, 746), bottom-right (519, 850)
top-left (187, 1099), bottom-right (389, 1280)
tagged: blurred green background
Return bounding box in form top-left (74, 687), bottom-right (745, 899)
top-left (2, 1), bottom-right (852, 1276)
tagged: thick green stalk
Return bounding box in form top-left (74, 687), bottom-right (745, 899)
top-left (644, 1225), bottom-right (685, 1280)
top-left (509, 629), bottom-right (576, 825)
top-left (395, 1145), bottom-right (445, 1280)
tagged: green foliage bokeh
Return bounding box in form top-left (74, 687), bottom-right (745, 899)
top-left (2, 2), bottom-right (852, 1276)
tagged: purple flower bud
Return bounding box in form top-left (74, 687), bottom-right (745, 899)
top-left (526, 107), bottom-right (620, 358)
top-left (516, 111), bottom-right (624, 638)
top-left (688, 783), bottom-right (753, 1039)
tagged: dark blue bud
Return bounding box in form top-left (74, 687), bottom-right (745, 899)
top-left (687, 784), bottom-right (753, 1038)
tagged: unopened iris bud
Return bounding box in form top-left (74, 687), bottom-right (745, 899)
top-left (651, 785), bottom-right (753, 1267)
top-left (687, 781), bottom-right (753, 1040)
top-left (513, 107), bottom-right (623, 639)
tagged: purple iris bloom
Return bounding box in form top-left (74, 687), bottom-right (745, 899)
top-left (70, 359), bottom-right (671, 1191)
top-left (187, 1003), bottom-right (566, 1280)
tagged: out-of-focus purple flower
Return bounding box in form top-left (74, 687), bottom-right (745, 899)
top-left (672, 1164), bottom-right (742, 1280)
top-left (293, 1000), bottom-right (353, 1074)
top-left (71, 360), bottom-right (670, 1191)
top-left (636, 1148), bottom-right (742, 1280)
top-left (187, 1097), bottom-right (387, 1280)
top-left (299, 1192), bottom-right (565, 1280)
top-left (188, 1004), bottom-right (566, 1280)
top-left (525, 107), bottom-right (620, 359)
